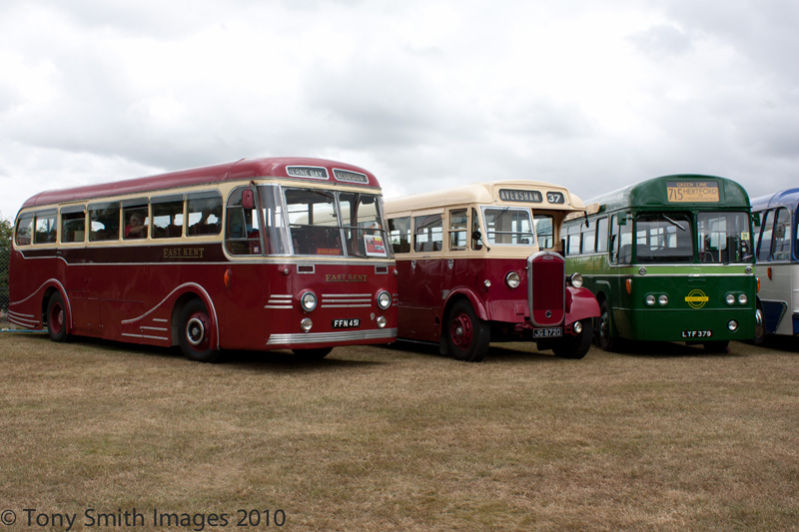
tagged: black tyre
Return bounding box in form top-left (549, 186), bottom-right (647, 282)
top-left (178, 299), bottom-right (221, 362)
top-left (293, 347), bottom-right (332, 360)
top-left (554, 319), bottom-right (593, 359)
top-left (46, 292), bottom-right (68, 342)
top-left (445, 299), bottom-right (490, 362)
top-left (596, 300), bottom-right (621, 352)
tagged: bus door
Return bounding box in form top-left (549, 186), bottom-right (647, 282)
top-left (400, 213), bottom-right (445, 341)
top-left (444, 207), bottom-right (478, 300)
top-left (757, 207), bottom-right (793, 333)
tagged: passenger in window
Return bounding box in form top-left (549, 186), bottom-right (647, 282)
top-left (190, 207), bottom-right (220, 235)
top-left (125, 212), bottom-right (146, 239)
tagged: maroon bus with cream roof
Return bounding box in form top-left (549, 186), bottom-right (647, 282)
top-left (385, 180), bottom-right (600, 361)
top-left (9, 157), bottom-right (397, 361)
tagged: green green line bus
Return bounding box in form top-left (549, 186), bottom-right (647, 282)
top-left (563, 174), bottom-right (758, 352)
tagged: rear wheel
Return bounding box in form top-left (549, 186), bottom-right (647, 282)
top-left (554, 319), bottom-right (593, 359)
top-left (178, 299), bottom-right (220, 362)
top-left (293, 347), bottom-right (332, 360)
top-left (446, 299), bottom-right (490, 362)
top-left (46, 292), bottom-right (68, 342)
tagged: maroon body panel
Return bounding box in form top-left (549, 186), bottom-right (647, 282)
top-left (10, 157), bottom-right (396, 354)
top-left (9, 245), bottom-right (397, 350)
top-left (21, 157), bottom-right (380, 209)
top-left (564, 285), bottom-right (601, 324)
top-left (395, 255), bottom-right (592, 343)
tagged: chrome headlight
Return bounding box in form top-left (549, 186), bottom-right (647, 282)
top-left (505, 271), bottom-right (521, 289)
top-left (738, 293), bottom-right (748, 305)
top-left (300, 291), bottom-right (317, 312)
top-left (658, 294), bottom-right (669, 306)
top-left (569, 272), bottom-right (584, 289)
top-left (725, 293), bottom-right (736, 305)
top-left (376, 290), bottom-right (392, 310)
top-left (645, 294), bottom-right (656, 306)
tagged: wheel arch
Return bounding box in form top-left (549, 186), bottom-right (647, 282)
top-left (169, 287), bottom-right (220, 350)
top-left (443, 288), bottom-right (488, 324)
top-left (564, 286), bottom-right (601, 325)
top-left (40, 281), bottom-right (71, 332)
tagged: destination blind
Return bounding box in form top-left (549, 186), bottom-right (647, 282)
top-left (666, 181), bottom-right (720, 203)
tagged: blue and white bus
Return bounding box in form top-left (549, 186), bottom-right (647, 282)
top-left (751, 189), bottom-right (799, 340)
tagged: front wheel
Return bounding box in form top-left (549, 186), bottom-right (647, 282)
top-left (178, 299), bottom-right (221, 362)
top-left (445, 300), bottom-right (490, 362)
top-left (596, 300), bottom-right (622, 352)
top-left (46, 292), bottom-right (68, 342)
top-left (554, 319), bottom-right (593, 359)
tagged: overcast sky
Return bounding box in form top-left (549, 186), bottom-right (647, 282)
top-left (1, 0), bottom-right (797, 219)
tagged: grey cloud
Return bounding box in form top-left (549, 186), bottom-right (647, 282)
top-left (658, 0), bottom-right (799, 83)
top-left (629, 23), bottom-right (693, 59)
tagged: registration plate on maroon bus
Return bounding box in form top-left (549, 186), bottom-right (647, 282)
top-left (533, 327), bottom-right (562, 338)
top-left (332, 319), bottom-right (360, 329)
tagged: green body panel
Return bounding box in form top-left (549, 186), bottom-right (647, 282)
top-left (591, 174), bottom-right (751, 212)
top-left (592, 267), bottom-right (756, 341)
top-left (566, 174), bottom-right (756, 343)
top-left (576, 263), bottom-right (757, 342)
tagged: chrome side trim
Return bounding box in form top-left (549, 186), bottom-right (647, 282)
top-left (265, 294), bottom-right (294, 309)
top-left (321, 294), bottom-right (372, 309)
top-left (266, 328), bottom-right (397, 346)
top-left (121, 333), bottom-right (170, 342)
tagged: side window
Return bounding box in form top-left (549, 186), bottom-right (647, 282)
top-left (565, 222), bottom-right (581, 256)
top-left (471, 208), bottom-right (482, 250)
top-left (14, 213), bottom-right (34, 246)
top-left (225, 187), bottom-right (262, 255)
top-left (752, 211), bottom-right (762, 255)
top-left (187, 191), bottom-right (222, 236)
top-left (595, 217), bottom-right (608, 253)
top-left (89, 202), bottom-right (120, 241)
top-left (414, 214), bottom-right (443, 252)
top-left (152, 195), bottom-right (184, 238)
top-left (34, 210), bottom-right (57, 244)
top-left (61, 207), bottom-right (86, 243)
top-left (772, 207), bottom-right (791, 261)
top-left (449, 209), bottom-right (468, 251)
top-left (581, 220), bottom-right (595, 254)
top-left (757, 210), bottom-right (773, 262)
top-left (534, 214), bottom-right (554, 249)
top-left (123, 199), bottom-right (149, 240)
top-left (617, 213), bottom-right (632, 264)
top-left (609, 215), bottom-right (620, 262)
top-left (389, 216), bottom-right (411, 253)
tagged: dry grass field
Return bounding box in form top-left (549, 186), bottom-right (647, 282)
top-left (1, 329), bottom-right (798, 530)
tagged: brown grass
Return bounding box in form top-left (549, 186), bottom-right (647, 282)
top-left (1, 333), bottom-right (798, 530)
